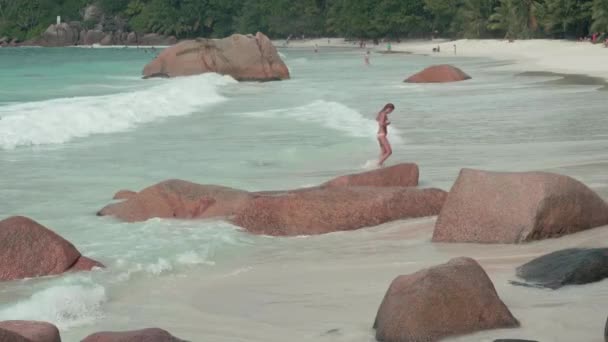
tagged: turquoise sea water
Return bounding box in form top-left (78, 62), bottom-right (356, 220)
top-left (0, 46), bottom-right (607, 341)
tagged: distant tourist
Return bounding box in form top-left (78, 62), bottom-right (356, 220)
top-left (314, 44), bottom-right (318, 53)
top-left (453, 44), bottom-right (457, 55)
top-left (376, 103), bottom-right (395, 167)
top-left (387, 42), bottom-right (392, 52)
top-left (364, 50), bottom-right (371, 65)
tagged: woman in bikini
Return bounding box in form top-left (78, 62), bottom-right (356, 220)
top-left (376, 103), bottom-right (395, 167)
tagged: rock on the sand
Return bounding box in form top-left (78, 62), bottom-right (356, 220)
top-left (405, 64), bottom-right (471, 83)
top-left (41, 23), bottom-right (80, 47)
top-left (513, 248), bottom-right (608, 289)
top-left (322, 163), bottom-right (418, 188)
top-left (374, 257), bottom-right (518, 342)
top-left (142, 32), bottom-right (289, 81)
top-left (0, 216), bottom-right (103, 281)
top-left (0, 321), bottom-right (60, 342)
top-left (98, 180), bottom-right (252, 222)
top-left (231, 187), bottom-right (446, 236)
top-left (433, 169), bottom-right (608, 243)
top-left (81, 328), bottom-right (186, 342)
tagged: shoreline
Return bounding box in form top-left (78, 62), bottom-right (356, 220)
top-left (278, 37), bottom-right (608, 81)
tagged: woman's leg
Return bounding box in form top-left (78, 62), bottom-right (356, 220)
top-left (378, 136), bottom-right (392, 166)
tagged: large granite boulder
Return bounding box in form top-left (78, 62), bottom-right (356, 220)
top-left (322, 163), bottom-right (418, 188)
top-left (231, 187), bottom-right (446, 236)
top-left (97, 180), bottom-right (252, 222)
top-left (0, 321), bottom-right (60, 342)
top-left (81, 328), bottom-right (185, 342)
top-left (0, 216), bottom-right (104, 281)
top-left (41, 23), bottom-right (80, 47)
top-left (513, 248), bottom-right (608, 289)
top-left (100, 33), bottom-right (114, 46)
top-left (433, 169), bottom-right (608, 244)
top-left (142, 32), bottom-right (290, 81)
top-left (374, 257), bottom-right (519, 342)
top-left (405, 64), bottom-right (471, 83)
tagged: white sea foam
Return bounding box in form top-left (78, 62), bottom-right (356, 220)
top-left (240, 100), bottom-right (403, 143)
top-left (0, 73), bottom-right (235, 149)
top-left (0, 284), bottom-right (107, 329)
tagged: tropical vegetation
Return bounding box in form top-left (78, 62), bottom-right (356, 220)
top-left (1, 0), bottom-right (608, 42)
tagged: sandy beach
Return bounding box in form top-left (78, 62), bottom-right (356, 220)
top-left (279, 38), bottom-right (608, 80)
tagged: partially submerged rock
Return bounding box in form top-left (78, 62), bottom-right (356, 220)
top-left (113, 190), bottom-right (136, 200)
top-left (142, 32), bottom-right (289, 81)
top-left (374, 257), bottom-right (519, 342)
top-left (405, 64), bottom-right (471, 83)
top-left (0, 321), bottom-right (60, 342)
top-left (232, 187), bottom-right (446, 236)
top-left (0, 216), bottom-right (104, 281)
top-left (433, 169), bottom-right (608, 243)
top-left (322, 163), bottom-right (418, 188)
top-left (513, 248), bottom-right (608, 289)
top-left (81, 328), bottom-right (186, 342)
top-left (98, 180), bottom-right (252, 222)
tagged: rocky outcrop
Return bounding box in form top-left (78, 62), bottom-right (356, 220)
top-left (83, 30), bottom-right (105, 45)
top-left (433, 169), bottom-right (608, 244)
top-left (139, 33), bottom-right (177, 46)
top-left (81, 328), bottom-right (185, 342)
top-left (41, 23), bottom-right (81, 47)
top-left (322, 163), bottom-right (418, 188)
top-left (0, 216), bottom-right (104, 281)
top-left (142, 32), bottom-right (289, 81)
top-left (98, 180), bottom-right (253, 222)
top-left (513, 248), bottom-right (608, 289)
top-left (374, 257), bottom-right (519, 342)
top-left (232, 187), bottom-right (446, 236)
top-left (0, 321), bottom-right (60, 342)
top-left (405, 64), bottom-right (471, 83)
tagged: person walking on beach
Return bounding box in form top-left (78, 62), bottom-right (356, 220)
top-left (364, 50), bottom-right (371, 65)
top-left (376, 103), bottom-right (394, 167)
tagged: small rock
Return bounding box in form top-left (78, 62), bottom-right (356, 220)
top-left (80, 328), bottom-right (186, 342)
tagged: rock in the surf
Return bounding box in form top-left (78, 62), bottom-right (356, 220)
top-left (0, 328), bottom-right (32, 342)
top-left (142, 32), bottom-right (289, 81)
top-left (81, 328), bottom-right (186, 342)
top-left (113, 190), bottom-right (137, 200)
top-left (405, 64), bottom-right (471, 83)
top-left (513, 248), bottom-right (608, 289)
top-left (433, 169), bottom-right (608, 244)
top-left (0, 216), bottom-right (104, 281)
top-left (374, 257), bottom-right (519, 342)
top-left (322, 163), bottom-right (419, 188)
top-left (231, 187), bottom-right (446, 236)
top-left (98, 180), bottom-right (252, 222)
top-left (0, 321), bottom-right (61, 342)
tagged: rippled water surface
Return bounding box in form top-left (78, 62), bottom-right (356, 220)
top-left (0, 46), bottom-right (607, 342)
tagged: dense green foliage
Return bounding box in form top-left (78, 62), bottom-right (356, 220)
top-left (2, 0), bottom-right (608, 41)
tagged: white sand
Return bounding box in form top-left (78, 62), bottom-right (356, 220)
top-left (279, 38), bottom-right (608, 80)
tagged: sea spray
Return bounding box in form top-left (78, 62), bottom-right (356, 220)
top-left (0, 74), bottom-right (236, 149)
